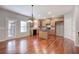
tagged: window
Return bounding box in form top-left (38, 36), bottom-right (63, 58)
top-left (20, 21), bottom-right (27, 32)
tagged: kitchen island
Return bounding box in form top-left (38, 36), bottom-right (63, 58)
top-left (39, 29), bottom-right (48, 39)
top-left (39, 27), bottom-right (55, 39)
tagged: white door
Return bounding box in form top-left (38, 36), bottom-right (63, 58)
top-left (8, 20), bottom-right (16, 39)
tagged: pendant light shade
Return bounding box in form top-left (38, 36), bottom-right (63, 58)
top-left (27, 20), bottom-right (33, 23)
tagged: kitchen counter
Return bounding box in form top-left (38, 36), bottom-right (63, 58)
top-left (39, 27), bottom-right (56, 39)
top-left (39, 29), bottom-right (48, 39)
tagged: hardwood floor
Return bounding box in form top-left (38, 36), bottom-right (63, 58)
top-left (0, 35), bottom-right (79, 54)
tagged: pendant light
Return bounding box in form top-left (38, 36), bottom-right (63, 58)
top-left (27, 5), bottom-right (34, 23)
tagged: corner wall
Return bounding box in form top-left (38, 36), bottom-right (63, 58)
top-left (74, 6), bottom-right (79, 46)
top-left (64, 6), bottom-right (79, 46)
top-left (64, 10), bottom-right (75, 41)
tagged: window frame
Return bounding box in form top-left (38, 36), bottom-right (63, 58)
top-left (20, 21), bottom-right (27, 33)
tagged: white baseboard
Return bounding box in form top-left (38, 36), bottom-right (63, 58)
top-left (0, 35), bottom-right (29, 42)
top-left (0, 39), bottom-right (8, 42)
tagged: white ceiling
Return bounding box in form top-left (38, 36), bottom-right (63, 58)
top-left (0, 5), bottom-right (74, 19)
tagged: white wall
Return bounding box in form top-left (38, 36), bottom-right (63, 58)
top-left (64, 10), bottom-right (74, 41)
top-left (56, 22), bottom-right (64, 37)
top-left (0, 9), bottom-right (30, 42)
top-left (74, 6), bottom-right (79, 46)
top-left (64, 6), bottom-right (79, 46)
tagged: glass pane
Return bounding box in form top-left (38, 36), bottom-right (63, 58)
top-left (20, 21), bottom-right (27, 32)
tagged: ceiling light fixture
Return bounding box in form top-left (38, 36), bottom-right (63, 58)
top-left (27, 20), bottom-right (33, 23)
top-left (27, 5), bottom-right (34, 23)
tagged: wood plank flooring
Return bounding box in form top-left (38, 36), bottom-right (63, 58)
top-left (0, 35), bottom-right (79, 54)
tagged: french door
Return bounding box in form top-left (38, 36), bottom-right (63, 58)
top-left (8, 20), bottom-right (16, 39)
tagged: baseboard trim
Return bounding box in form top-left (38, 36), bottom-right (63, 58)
top-left (0, 39), bottom-right (9, 42)
top-left (0, 35), bottom-right (29, 42)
